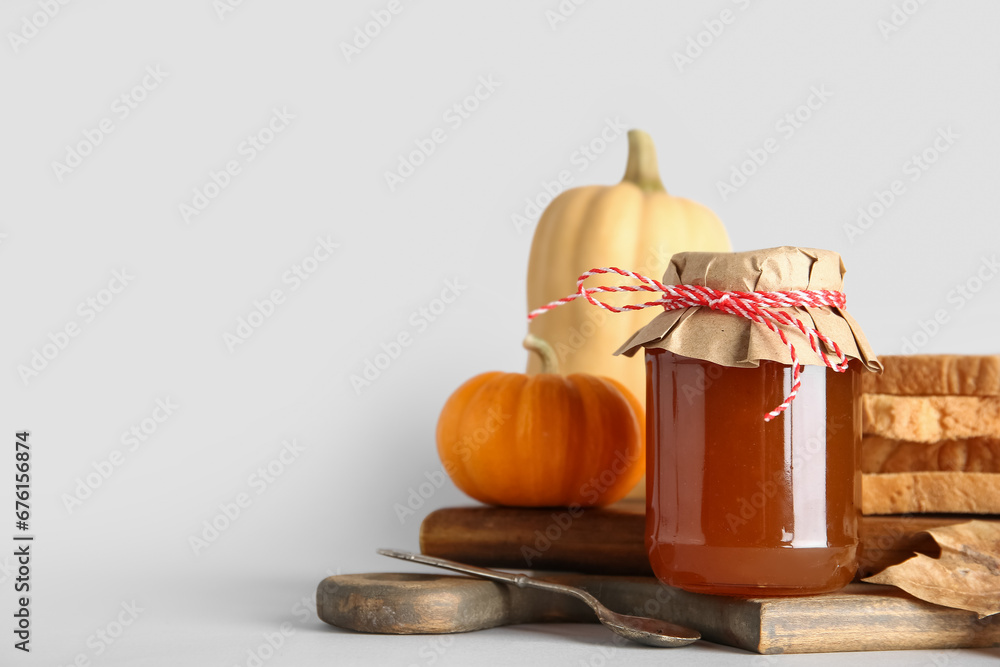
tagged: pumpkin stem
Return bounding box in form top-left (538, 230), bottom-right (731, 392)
top-left (523, 334), bottom-right (560, 374)
top-left (621, 129), bottom-right (667, 194)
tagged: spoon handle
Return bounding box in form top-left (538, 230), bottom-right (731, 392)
top-left (378, 548), bottom-right (528, 584)
top-left (377, 548), bottom-right (580, 597)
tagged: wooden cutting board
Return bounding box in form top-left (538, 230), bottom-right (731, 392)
top-left (317, 572), bottom-right (1000, 654)
top-left (420, 500), bottom-right (1000, 579)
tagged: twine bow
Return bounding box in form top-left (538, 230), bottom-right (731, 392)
top-left (528, 267), bottom-right (850, 421)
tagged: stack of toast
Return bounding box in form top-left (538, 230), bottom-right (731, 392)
top-left (861, 355), bottom-right (1000, 514)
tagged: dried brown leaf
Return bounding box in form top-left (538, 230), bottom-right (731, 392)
top-left (863, 520), bottom-right (1000, 618)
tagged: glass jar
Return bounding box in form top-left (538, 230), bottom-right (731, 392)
top-left (645, 350), bottom-right (861, 596)
top-left (614, 246), bottom-right (879, 596)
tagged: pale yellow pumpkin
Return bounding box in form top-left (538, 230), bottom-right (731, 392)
top-left (526, 129), bottom-right (731, 408)
top-left (527, 130), bottom-right (730, 502)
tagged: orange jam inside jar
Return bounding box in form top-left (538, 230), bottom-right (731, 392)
top-left (615, 247), bottom-right (880, 597)
top-left (645, 350), bottom-right (861, 596)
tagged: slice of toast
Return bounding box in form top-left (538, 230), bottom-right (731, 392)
top-left (861, 355), bottom-right (1000, 396)
top-left (862, 394), bottom-right (1000, 442)
top-left (861, 436), bottom-right (1000, 473)
top-left (862, 471), bottom-right (1000, 514)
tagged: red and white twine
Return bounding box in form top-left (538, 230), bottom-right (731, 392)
top-left (528, 267), bottom-right (850, 421)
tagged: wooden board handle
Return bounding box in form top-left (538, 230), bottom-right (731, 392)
top-left (316, 572), bottom-right (595, 634)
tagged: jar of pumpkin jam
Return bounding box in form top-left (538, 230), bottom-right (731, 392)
top-left (645, 351), bottom-right (860, 595)
top-left (616, 247), bottom-right (879, 596)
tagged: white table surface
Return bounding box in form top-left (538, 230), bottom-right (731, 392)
top-left (29, 570), bottom-right (999, 667)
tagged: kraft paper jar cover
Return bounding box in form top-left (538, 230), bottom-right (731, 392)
top-left (615, 246), bottom-right (881, 372)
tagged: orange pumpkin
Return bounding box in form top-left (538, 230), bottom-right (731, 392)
top-left (436, 335), bottom-right (645, 507)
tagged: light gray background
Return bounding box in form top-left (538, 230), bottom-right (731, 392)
top-left (2, 0), bottom-right (999, 665)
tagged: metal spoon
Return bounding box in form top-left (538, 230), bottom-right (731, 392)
top-left (377, 548), bottom-right (700, 648)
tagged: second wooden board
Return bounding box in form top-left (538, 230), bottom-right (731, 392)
top-left (420, 501), bottom-right (999, 579)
